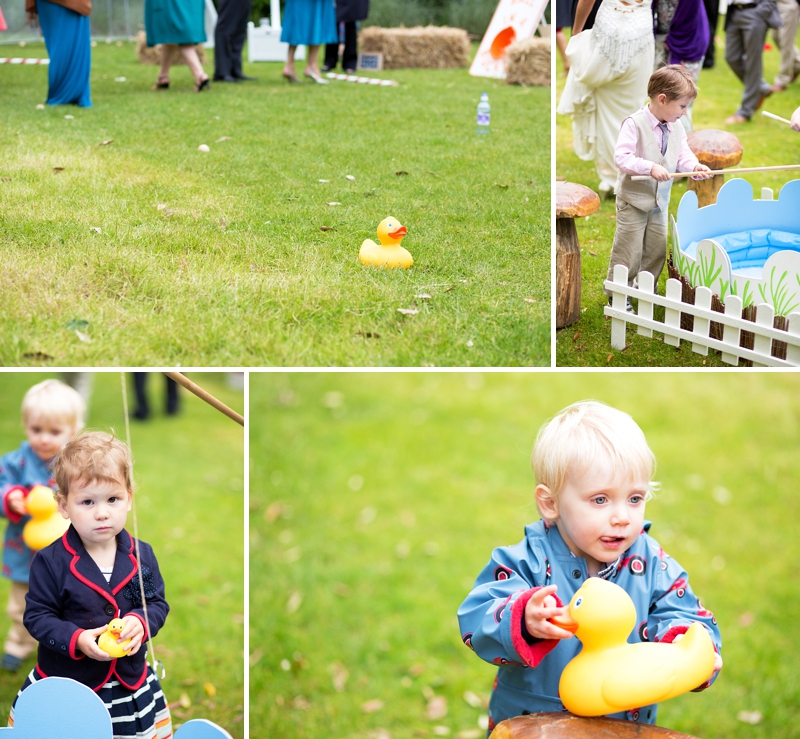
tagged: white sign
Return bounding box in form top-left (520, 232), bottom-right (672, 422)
top-left (470, 0), bottom-right (548, 79)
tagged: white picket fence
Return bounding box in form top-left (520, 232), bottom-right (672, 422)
top-left (604, 265), bottom-right (800, 367)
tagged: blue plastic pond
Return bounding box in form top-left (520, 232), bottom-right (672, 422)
top-left (672, 179), bottom-right (800, 314)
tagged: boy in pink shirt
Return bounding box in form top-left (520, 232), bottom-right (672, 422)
top-left (605, 66), bottom-right (713, 308)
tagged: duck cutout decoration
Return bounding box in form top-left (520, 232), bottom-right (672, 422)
top-left (358, 216), bottom-right (413, 268)
top-left (22, 485), bottom-right (70, 551)
top-left (550, 578), bottom-right (716, 717)
top-left (97, 619), bottom-right (132, 658)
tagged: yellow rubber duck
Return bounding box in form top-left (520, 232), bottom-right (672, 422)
top-left (550, 578), bottom-right (716, 717)
top-left (97, 619), bottom-right (132, 658)
top-left (358, 216), bottom-right (413, 268)
top-left (22, 485), bottom-right (70, 551)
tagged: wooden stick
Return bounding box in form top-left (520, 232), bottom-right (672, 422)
top-left (163, 372), bottom-right (244, 426)
top-left (631, 163), bottom-right (800, 181)
top-left (762, 111), bottom-right (792, 125)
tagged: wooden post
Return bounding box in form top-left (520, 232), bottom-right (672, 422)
top-left (686, 130), bottom-right (743, 207)
top-left (556, 182), bottom-right (600, 329)
top-left (490, 713), bottom-right (702, 739)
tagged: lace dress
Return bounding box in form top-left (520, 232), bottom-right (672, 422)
top-left (557, 0), bottom-right (655, 194)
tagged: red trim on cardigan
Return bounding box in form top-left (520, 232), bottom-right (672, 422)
top-left (69, 628), bottom-right (86, 660)
top-left (509, 587), bottom-right (564, 668)
top-left (3, 486), bottom-right (28, 524)
top-left (114, 660), bottom-right (149, 691)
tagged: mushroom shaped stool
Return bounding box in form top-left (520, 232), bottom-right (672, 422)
top-left (556, 182), bottom-right (600, 328)
top-left (686, 130), bottom-right (743, 207)
top-left (490, 714), bottom-right (702, 739)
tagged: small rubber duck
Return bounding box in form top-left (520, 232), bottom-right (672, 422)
top-left (358, 216), bottom-right (413, 268)
top-left (97, 619), bottom-right (132, 658)
top-left (550, 578), bottom-right (716, 717)
top-left (22, 485), bottom-right (70, 551)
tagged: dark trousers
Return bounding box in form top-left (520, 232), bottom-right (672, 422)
top-left (214, 0), bottom-right (252, 78)
top-left (133, 373), bottom-right (179, 419)
top-left (703, 0), bottom-right (719, 65)
top-left (324, 21), bottom-right (358, 71)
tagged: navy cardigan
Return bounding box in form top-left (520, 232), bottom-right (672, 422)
top-left (24, 525), bottom-right (169, 691)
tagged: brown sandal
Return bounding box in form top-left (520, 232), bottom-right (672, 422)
top-left (151, 75), bottom-right (170, 90)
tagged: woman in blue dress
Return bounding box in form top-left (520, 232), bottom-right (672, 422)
top-left (25, 0), bottom-right (92, 107)
top-left (281, 0), bottom-right (338, 83)
top-left (145, 0), bottom-right (210, 91)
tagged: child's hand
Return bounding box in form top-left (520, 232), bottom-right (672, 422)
top-left (118, 616), bottom-right (145, 656)
top-left (791, 106), bottom-right (800, 132)
top-left (77, 626), bottom-right (114, 661)
top-left (649, 164), bottom-right (672, 182)
top-left (524, 585), bottom-right (574, 641)
top-left (6, 489), bottom-right (27, 516)
top-left (691, 164), bottom-right (713, 180)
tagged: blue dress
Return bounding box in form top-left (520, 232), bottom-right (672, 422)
top-left (145, 0), bottom-right (206, 45)
top-left (36, 0), bottom-right (92, 107)
top-left (281, 0), bottom-right (338, 46)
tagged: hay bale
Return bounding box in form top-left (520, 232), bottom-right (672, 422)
top-left (135, 30), bottom-right (207, 66)
top-left (359, 26), bottom-right (470, 69)
top-left (505, 37), bottom-right (550, 86)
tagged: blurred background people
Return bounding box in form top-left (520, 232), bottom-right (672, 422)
top-left (322, 0), bottom-right (369, 73)
top-left (145, 0), bottom-right (210, 91)
top-left (214, 0), bottom-right (256, 81)
top-left (281, 0), bottom-right (338, 83)
top-left (132, 373), bottom-right (180, 421)
top-left (25, 0), bottom-right (92, 107)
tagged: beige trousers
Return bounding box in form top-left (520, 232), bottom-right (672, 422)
top-left (605, 197), bottom-right (669, 296)
top-left (772, 0), bottom-right (800, 87)
top-left (4, 581), bottom-right (37, 659)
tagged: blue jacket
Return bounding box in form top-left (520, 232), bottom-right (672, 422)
top-left (0, 441), bottom-right (57, 583)
top-left (24, 525), bottom-right (169, 692)
top-left (458, 520), bottom-right (721, 729)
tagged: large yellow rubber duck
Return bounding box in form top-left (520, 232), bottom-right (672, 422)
top-left (358, 216), bottom-right (413, 268)
top-left (550, 578), bottom-right (716, 717)
top-left (22, 485), bottom-right (70, 551)
top-left (97, 619), bottom-right (132, 658)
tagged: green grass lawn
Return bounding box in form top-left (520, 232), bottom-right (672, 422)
top-left (0, 42), bottom-right (549, 367)
top-left (556, 25), bottom-right (800, 366)
top-left (249, 371), bottom-right (800, 739)
top-left (0, 372), bottom-right (244, 736)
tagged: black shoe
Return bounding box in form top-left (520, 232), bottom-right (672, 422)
top-left (233, 74), bottom-right (257, 81)
top-left (213, 75), bottom-right (238, 82)
top-left (702, 58), bottom-right (714, 69)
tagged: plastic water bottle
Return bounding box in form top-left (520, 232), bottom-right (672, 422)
top-left (476, 92), bottom-right (490, 135)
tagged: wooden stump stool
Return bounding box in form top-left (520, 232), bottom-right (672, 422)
top-left (556, 182), bottom-right (600, 328)
top-left (686, 129), bottom-right (743, 207)
top-left (490, 714), bottom-right (702, 739)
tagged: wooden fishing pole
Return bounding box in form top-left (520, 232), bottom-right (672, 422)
top-left (163, 372), bottom-right (244, 426)
top-left (631, 163), bottom-right (800, 181)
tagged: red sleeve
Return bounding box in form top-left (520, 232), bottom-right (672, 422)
top-left (509, 587), bottom-right (564, 668)
top-left (659, 624), bottom-right (718, 692)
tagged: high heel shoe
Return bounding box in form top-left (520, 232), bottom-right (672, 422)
top-left (304, 69), bottom-right (328, 84)
top-left (195, 76), bottom-right (211, 92)
top-left (282, 70), bottom-right (301, 83)
top-left (151, 75), bottom-right (170, 90)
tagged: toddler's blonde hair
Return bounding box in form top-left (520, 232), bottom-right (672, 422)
top-left (53, 431), bottom-right (133, 499)
top-left (532, 400), bottom-right (658, 499)
top-left (22, 380), bottom-right (85, 431)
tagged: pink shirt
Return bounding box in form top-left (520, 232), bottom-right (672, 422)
top-left (614, 105), bottom-right (700, 176)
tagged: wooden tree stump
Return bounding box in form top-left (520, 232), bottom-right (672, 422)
top-left (686, 129), bottom-right (743, 207)
top-left (490, 713), bottom-right (702, 739)
top-left (556, 182), bottom-right (600, 328)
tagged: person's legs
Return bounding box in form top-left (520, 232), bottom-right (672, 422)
top-left (605, 199), bottom-right (649, 295)
top-left (342, 21), bottom-right (358, 72)
top-left (555, 28), bottom-right (570, 73)
top-left (3, 583), bottom-right (36, 667)
top-left (738, 9), bottom-right (770, 117)
top-left (304, 44), bottom-right (328, 82)
top-left (283, 44), bottom-right (299, 80)
top-left (772, 0), bottom-right (800, 88)
top-left (640, 206), bottom-right (669, 287)
top-left (133, 372), bottom-right (149, 420)
top-left (214, 0), bottom-right (234, 79)
top-left (180, 44), bottom-right (210, 88)
top-left (229, 0), bottom-right (252, 78)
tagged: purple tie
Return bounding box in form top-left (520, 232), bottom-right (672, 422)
top-left (658, 122), bottom-right (669, 156)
